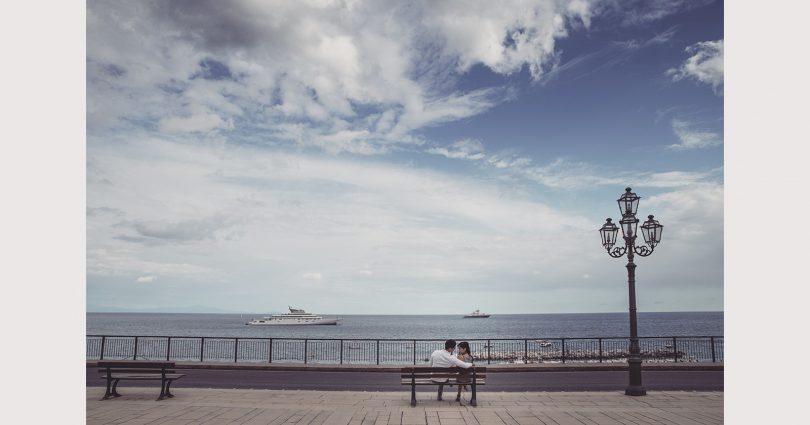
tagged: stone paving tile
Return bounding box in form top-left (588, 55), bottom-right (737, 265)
top-left (295, 409), bottom-right (326, 425)
top-left (229, 408), bottom-right (267, 424)
top-left (602, 411), bottom-right (645, 425)
top-left (86, 389), bottom-right (722, 425)
top-left (323, 409), bottom-right (358, 425)
top-left (211, 407), bottom-right (258, 420)
top-left (494, 411), bottom-right (520, 425)
top-left (387, 411), bottom-right (403, 425)
top-left (504, 410), bottom-right (534, 418)
top-left (460, 411), bottom-right (480, 425)
top-left (242, 409), bottom-right (294, 425)
top-left (438, 412), bottom-right (463, 419)
top-left (564, 411), bottom-right (606, 425)
top-left (374, 412), bottom-right (391, 425)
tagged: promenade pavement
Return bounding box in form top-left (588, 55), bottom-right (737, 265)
top-left (86, 387), bottom-right (723, 425)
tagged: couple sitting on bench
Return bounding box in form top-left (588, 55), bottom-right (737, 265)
top-left (430, 339), bottom-right (474, 402)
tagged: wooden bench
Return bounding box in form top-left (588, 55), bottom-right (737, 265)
top-left (401, 366), bottom-right (486, 407)
top-left (98, 361), bottom-right (186, 401)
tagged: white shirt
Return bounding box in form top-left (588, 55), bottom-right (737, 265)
top-left (430, 349), bottom-right (473, 369)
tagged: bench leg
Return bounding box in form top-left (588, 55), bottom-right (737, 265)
top-left (101, 376), bottom-right (113, 400)
top-left (437, 384), bottom-right (444, 401)
top-left (111, 379), bottom-right (122, 397)
top-left (165, 379), bottom-right (175, 398)
top-left (157, 378), bottom-right (168, 401)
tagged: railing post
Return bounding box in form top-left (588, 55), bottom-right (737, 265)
top-left (487, 340), bottom-right (491, 365)
top-left (133, 337), bottom-right (139, 360)
top-left (234, 338), bottom-right (239, 363)
top-left (268, 338), bottom-right (273, 363)
top-left (561, 338), bottom-right (566, 364)
top-left (100, 336), bottom-right (106, 360)
top-left (304, 339), bottom-right (308, 364)
top-left (672, 337), bottom-right (678, 363)
top-left (340, 340), bottom-right (344, 365)
top-left (413, 340), bottom-right (416, 365)
top-left (376, 340), bottom-right (380, 365)
top-left (166, 337), bottom-right (172, 361)
top-left (200, 337), bottom-right (205, 362)
top-left (598, 338), bottom-right (603, 363)
top-left (524, 339), bottom-right (528, 363)
top-left (710, 337), bottom-right (716, 363)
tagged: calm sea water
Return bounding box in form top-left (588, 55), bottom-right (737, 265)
top-left (87, 312), bottom-right (723, 339)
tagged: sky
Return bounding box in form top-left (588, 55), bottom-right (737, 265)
top-left (86, 0), bottom-right (724, 314)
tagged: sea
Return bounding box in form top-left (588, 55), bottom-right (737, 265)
top-left (87, 311), bottom-right (723, 339)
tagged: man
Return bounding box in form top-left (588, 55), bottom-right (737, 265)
top-left (429, 339), bottom-right (473, 401)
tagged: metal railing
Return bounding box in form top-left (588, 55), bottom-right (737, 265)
top-left (86, 335), bottom-right (723, 364)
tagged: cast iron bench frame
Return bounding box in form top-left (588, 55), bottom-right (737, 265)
top-left (400, 366), bottom-right (486, 407)
top-left (98, 360), bottom-right (186, 401)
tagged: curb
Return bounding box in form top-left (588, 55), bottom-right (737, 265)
top-left (87, 361), bottom-right (722, 373)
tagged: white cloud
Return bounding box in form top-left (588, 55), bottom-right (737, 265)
top-left (84, 1), bottom-right (723, 313)
top-left (537, 27), bottom-right (677, 85)
top-left (87, 136), bottom-right (722, 313)
top-left (136, 276), bottom-right (157, 283)
top-left (598, 0), bottom-right (715, 27)
top-left (159, 108), bottom-right (234, 133)
top-left (669, 119), bottom-right (723, 150)
top-left (667, 39), bottom-right (724, 95)
top-left (641, 168), bottom-right (723, 187)
top-left (427, 139), bottom-right (486, 160)
top-left (86, 136), bottom-right (594, 310)
top-left (87, 244), bottom-right (217, 278)
top-left (422, 0), bottom-right (591, 80)
top-left (429, 141), bottom-right (722, 189)
top-left (302, 272), bottom-right (323, 281)
top-left (644, 183), bottom-right (723, 247)
top-left (87, 0), bottom-right (594, 154)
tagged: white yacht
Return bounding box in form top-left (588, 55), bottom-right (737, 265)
top-left (246, 307), bottom-right (340, 326)
top-left (463, 309), bottom-right (491, 318)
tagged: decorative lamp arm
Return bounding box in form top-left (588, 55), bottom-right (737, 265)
top-left (634, 245), bottom-right (654, 257)
top-left (607, 246), bottom-right (627, 258)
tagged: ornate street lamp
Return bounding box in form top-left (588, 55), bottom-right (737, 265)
top-left (598, 187), bottom-right (664, 396)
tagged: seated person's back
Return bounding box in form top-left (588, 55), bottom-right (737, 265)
top-left (430, 340), bottom-right (472, 382)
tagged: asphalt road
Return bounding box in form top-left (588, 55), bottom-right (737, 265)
top-left (87, 369), bottom-right (723, 392)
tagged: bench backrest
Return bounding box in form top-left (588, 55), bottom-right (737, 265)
top-left (98, 361), bottom-right (175, 370)
top-left (400, 366), bottom-right (487, 379)
top-left (97, 368), bottom-right (177, 374)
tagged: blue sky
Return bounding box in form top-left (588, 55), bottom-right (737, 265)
top-left (86, 0), bottom-right (724, 314)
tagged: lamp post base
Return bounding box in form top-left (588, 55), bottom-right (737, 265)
top-left (624, 386), bottom-right (647, 396)
top-left (625, 357), bottom-right (646, 396)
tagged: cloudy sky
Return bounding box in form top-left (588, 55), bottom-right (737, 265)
top-left (86, 0), bottom-right (723, 314)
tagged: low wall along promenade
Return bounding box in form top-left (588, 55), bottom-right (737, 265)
top-left (87, 335), bottom-right (723, 365)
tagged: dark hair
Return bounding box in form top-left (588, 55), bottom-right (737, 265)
top-left (458, 341), bottom-right (472, 355)
top-left (444, 339), bottom-right (457, 350)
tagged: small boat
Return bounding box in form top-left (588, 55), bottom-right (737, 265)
top-left (535, 340), bottom-right (553, 347)
top-left (246, 306), bottom-right (340, 325)
top-left (463, 309), bottom-right (491, 318)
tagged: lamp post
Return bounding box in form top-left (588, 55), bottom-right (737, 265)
top-left (598, 187), bottom-right (663, 396)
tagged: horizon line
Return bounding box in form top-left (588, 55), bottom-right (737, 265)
top-left (86, 310), bottom-right (724, 315)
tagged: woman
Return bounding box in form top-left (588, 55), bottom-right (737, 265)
top-left (455, 341), bottom-right (474, 402)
